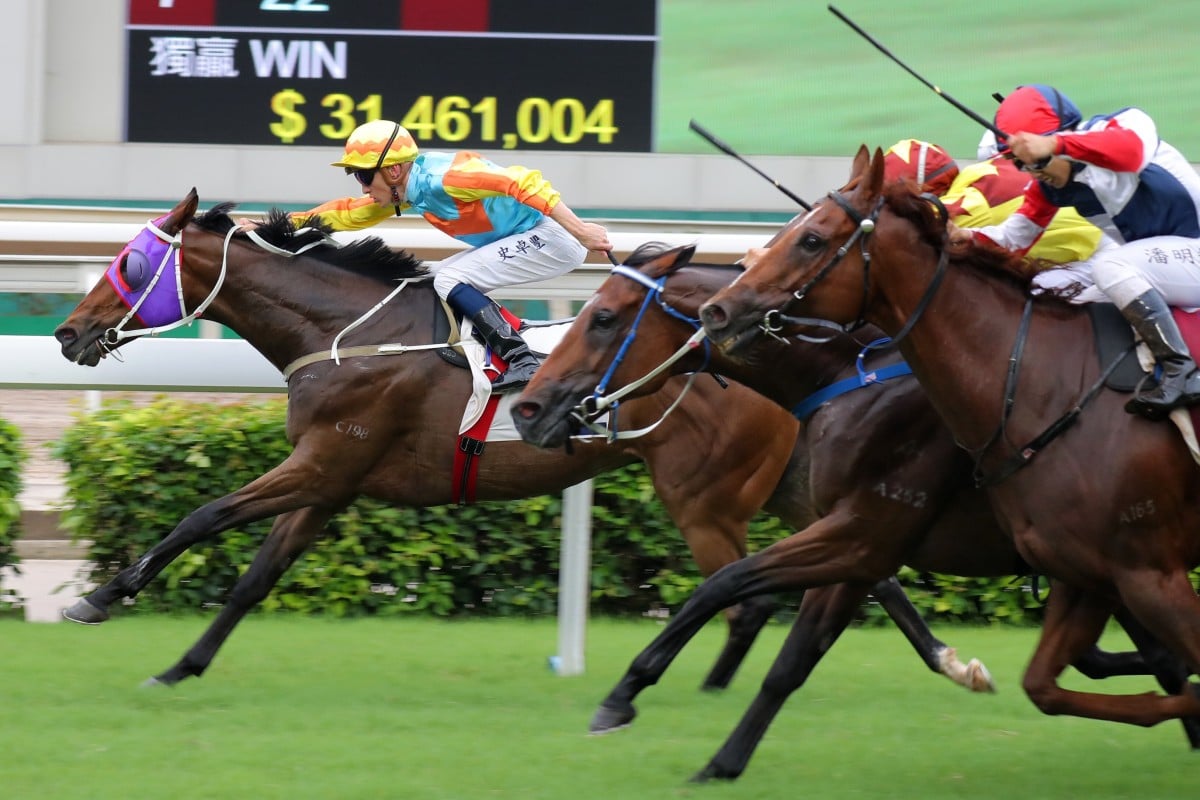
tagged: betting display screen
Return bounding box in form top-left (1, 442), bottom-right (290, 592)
top-left (125, 0), bottom-right (658, 152)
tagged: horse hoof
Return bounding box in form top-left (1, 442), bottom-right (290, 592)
top-left (141, 676), bottom-right (169, 688)
top-left (690, 763), bottom-right (740, 783)
top-left (61, 598), bottom-right (110, 625)
top-left (588, 703), bottom-right (636, 735)
top-left (966, 658), bottom-right (997, 693)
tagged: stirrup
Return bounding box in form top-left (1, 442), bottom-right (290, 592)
top-left (489, 359), bottom-right (539, 394)
top-left (1124, 371), bottom-right (1200, 421)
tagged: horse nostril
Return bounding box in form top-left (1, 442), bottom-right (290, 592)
top-left (700, 304), bottom-right (728, 330)
top-left (54, 326), bottom-right (76, 346)
top-left (513, 402), bottom-right (539, 420)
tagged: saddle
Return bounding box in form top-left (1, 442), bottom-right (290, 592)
top-left (1087, 302), bottom-right (1143, 392)
top-left (434, 296), bottom-right (562, 370)
top-left (1089, 302), bottom-right (1200, 463)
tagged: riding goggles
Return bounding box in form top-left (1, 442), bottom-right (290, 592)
top-left (346, 167), bottom-right (377, 187)
top-left (346, 122), bottom-right (402, 188)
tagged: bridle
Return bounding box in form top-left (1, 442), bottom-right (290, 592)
top-left (761, 189), bottom-right (951, 355)
top-left (759, 185), bottom-right (1120, 487)
top-left (570, 264), bottom-right (717, 442)
top-left (101, 217), bottom-right (338, 352)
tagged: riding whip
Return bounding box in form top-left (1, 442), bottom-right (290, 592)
top-left (688, 119), bottom-right (812, 210)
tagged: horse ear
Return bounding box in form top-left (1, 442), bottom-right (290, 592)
top-left (851, 145), bottom-right (871, 179)
top-left (645, 244), bottom-right (697, 278)
top-left (671, 244), bottom-right (697, 268)
top-left (160, 189), bottom-right (200, 236)
top-left (865, 148), bottom-right (886, 196)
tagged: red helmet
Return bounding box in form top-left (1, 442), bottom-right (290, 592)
top-left (994, 85), bottom-right (1082, 148)
top-left (883, 139), bottom-right (959, 195)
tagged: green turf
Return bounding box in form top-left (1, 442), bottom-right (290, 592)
top-left (658, 1), bottom-right (1200, 160)
top-left (0, 616), bottom-right (1194, 799)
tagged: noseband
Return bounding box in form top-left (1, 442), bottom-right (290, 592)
top-left (572, 265), bottom-right (714, 441)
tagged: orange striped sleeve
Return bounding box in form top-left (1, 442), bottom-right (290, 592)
top-left (292, 196), bottom-right (397, 231)
top-left (441, 153), bottom-right (561, 214)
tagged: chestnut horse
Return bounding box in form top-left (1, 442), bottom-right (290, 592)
top-left (52, 188), bottom-right (978, 692)
top-left (700, 148), bottom-right (1200, 740)
top-left (512, 243), bottom-right (1198, 779)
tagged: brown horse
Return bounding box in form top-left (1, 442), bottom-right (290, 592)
top-left (51, 188), bottom-right (978, 692)
top-left (511, 243), bottom-right (1198, 779)
top-left (699, 147), bottom-right (1200, 738)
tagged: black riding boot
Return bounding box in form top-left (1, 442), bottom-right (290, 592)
top-left (470, 302), bottom-right (540, 394)
top-left (1121, 289), bottom-right (1200, 420)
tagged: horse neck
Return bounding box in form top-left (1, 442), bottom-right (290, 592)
top-left (868, 240), bottom-right (1094, 454)
top-left (662, 267), bottom-right (878, 409)
top-left (186, 230), bottom-right (429, 371)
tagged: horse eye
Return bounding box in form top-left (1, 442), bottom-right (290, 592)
top-left (120, 249), bottom-right (153, 292)
top-left (798, 233), bottom-right (825, 253)
top-left (591, 309), bottom-right (618, 330)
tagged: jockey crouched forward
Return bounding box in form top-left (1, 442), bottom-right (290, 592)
top-left (948, 84), bottom-right (1200, 420)
top-left (258, 120), bottom-right (612, 393)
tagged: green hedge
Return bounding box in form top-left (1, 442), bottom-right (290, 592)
top-left (52, 397), bottom-right (1045, 624)
top-left (0, 416), bottom-right (23, 574)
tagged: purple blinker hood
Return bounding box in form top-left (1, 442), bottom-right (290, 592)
top-left (104, 214), bottom-right (185, 328)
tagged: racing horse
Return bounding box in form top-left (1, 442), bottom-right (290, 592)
top-left (698, 148), bottom-right (1200, 741)
top-left (511, 242), bottom-right (1199, 779)
top-left (52, 188), bottom-right (982, 691)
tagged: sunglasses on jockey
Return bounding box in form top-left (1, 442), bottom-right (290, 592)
top-left (345, 123), bottom-right (402, 187)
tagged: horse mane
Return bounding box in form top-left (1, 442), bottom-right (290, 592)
top-left (193, 203), bottom-right (428, 284)
top-left (880, 184), bottom-right (1080, 307)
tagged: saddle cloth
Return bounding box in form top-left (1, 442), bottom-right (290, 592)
top-left (456, 319), bottom-right (571, 438)
top-left (1154, 309), bottom-right (1200, 464)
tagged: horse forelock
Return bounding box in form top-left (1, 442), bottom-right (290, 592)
top-left (192, 204), bottom-right (427, 284)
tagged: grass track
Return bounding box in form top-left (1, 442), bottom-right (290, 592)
top-left (0, 616), bottom-right (1194, 799)
top-left (658, 1), bottom-right (1200, 159)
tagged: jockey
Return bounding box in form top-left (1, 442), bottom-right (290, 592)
top-left (292, 120), bottom-right (612, 393)
top-left (947, 85), bottom-right (1200, 419)
top-left (884, 137), bottom-right (1103, 264)
top-left (883, 139), bottom-right (961, 196)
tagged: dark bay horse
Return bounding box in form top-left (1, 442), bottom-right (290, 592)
top-left (511, 243), bottom-right (1198, 779)
top-left (699, 147), bottom-right (1200, 738)
top-left (52, 188), bottom-right (975, 692)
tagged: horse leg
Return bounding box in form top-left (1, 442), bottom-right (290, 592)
top-left (869, 575), bottom-right (995, 693)
top-left (1023, 579), bottom-right (1200, 727)
top-left (1110, 607), bottom-right (1200, 748)
top-left (590, 509), bottom-right (891, 733)
top-left (646, 457), bottom-right (781, 692)
top-left (148, 506), bottom-right (333, 686)
top-left (63, 453), bottom-right (347, 623)
top-left (692, 582), bottom-right (871, 782)
top-left (703, 595), bottom-right (778, 691)
top-left (666, 514), bottom-right (775, 692)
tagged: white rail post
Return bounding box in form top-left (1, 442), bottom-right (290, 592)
top-left (553, 479), bottom-right (593, 675)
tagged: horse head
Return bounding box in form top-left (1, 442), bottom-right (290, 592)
top-left (511, 242), bottom-right (703, 448)
top-left (700, 146), bottom-right (891, 346)
top-left (55, 189), bottom-right (201, 366)
top-left (55, 188), bottom-right (430, 374)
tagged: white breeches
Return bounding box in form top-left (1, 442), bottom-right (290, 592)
top-left (1033, 236), bottom-right (1200, 308)
top-left (431, 217), bottom-right (587, 300)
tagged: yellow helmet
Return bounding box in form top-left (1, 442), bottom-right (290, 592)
top-left (330, 120), bottom-right (419, 170)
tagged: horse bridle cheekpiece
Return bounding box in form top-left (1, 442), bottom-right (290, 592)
top-left (104, 215), bottom-right (187, 335)
top-left (764, 190), bottom-right (950, 353)
top-left (102, 215), bottom-right (238, 346)
top-left (760, 192), bottom-right (882, 339)
top-left (573, 264), bottom-right (712, 441)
